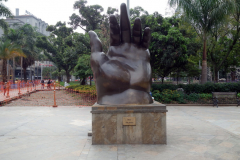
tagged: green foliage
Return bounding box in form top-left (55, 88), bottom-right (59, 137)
top-left (73, 54), bottom-right (92, 79)
top-left (152, 82), bottom-right (240, 94)
top-left (169, 0), bottom-right (235, 83)
top-left (153, 89), bottom-right (184, 104)
top-left (199, 93), bottom-right (212, 100)
top-left (0, 40), bottom-right (25, 82)
top-left (66, 84), bottom-right (95, 90)
top-left (36, 22), bottom-right (86, 82)
top-left (152, 89), bottom-right (212, 104)
top-left (66, 84), bottom-right (96, 95)
top-left (69, 0), bottom-right (104, 32)
top-left (42, 66), bottom-right (57, 79)
top-left (147, 15), bottom-right (198, 80)
top-left (0, 0), bottom-right (13, 33)
top-left (184, 93), bottom-right (199, 102)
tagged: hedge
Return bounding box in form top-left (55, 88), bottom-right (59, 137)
top-left (151, 82), bottom-right (240, 94)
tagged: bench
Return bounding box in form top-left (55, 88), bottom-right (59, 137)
top-left (212, 92), bottom-right (240, 108)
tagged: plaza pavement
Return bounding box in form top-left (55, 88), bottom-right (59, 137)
top-left (0, 106), bottom-right (239, 160)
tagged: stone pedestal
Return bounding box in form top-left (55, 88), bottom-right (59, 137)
top-left (91, 102), bottom-right (167, 144)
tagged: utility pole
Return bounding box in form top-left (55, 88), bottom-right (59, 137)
top-left (21, 57), bottom-right (23, 81)
top-left (127, 0), bottom-right (130, 18)
top-left (41, 64), bottom-right (43, 80)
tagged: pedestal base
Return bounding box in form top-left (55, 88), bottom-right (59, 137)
top-left (91, 102), bottom-right (167, 144)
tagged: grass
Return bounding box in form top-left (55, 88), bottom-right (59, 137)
top-left (60, 81), bottom-right (95, 86)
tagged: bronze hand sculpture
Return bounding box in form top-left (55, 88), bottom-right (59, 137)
top-left (89, 3), bottom-right (153, 105)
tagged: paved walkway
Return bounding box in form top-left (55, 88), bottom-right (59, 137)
top-left (0, 106), bottom-right (239, 160)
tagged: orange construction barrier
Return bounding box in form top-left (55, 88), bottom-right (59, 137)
top-left (6, 82), bottom-right (10, 98)
top-left (53, 82), bottom-right (57, 107)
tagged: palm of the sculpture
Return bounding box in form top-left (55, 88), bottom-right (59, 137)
top-left (91, 43), bottom-right (152, 104)
top-left (91, 43), bottom-right (151, 92)
top-left (107, 43), bottom-right (151, 90)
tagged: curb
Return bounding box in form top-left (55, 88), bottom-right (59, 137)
top-left (166, 104), bottom-right (239, 106)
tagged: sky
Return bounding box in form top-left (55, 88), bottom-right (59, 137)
top-left (3, 0), bottom-right (170, 33)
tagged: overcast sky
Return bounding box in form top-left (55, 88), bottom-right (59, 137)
top-left (3, 0), bottom-right (170, 33)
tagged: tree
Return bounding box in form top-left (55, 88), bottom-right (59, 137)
top-left (69, 0), bottom-right (104, 32)
top-left (207, 0), bottom-right (240, 82)
top-left (4, 24), bottom-right (40, 81)
top-left (36, 22), bottom-right (80, 82)
top-left (74, 54), bottom-right (92, 85)
top-left (42, 66), bottom-right (57, 79)
top-left (0, 0), bottom-right (13, 33)
top-left (147, 15), bottom-right (190, 83)
top-left (169, 0), bottom-right (234, 83)
top-left (94, 7), bottom-right (119, 53)
top-left (0, 40), bottom-right (25, 82)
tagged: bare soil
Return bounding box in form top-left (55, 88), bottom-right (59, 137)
top-left (5, 90), bottom-right (93, 106)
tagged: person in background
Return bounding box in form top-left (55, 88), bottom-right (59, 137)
top-left (47, 79), bottom-right (51, 89)
top-left (41, 79), bottom-right (44, 89)
top-left (3, 82), bottom-right (7, 96)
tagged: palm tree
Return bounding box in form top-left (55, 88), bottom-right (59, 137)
top-left (0, 0), bottom-right (13, 33)
top-left (4, 24), bottom-right (40, 81)
top-left (169, 0), bottom-right (234, 83)
top-left (0, 40), bottom-right (25, 82)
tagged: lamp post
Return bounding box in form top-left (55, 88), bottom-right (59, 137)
top-left (127, 0), bottom-right (130, 18)
top-left (41, 63), bottom-right (43, 80)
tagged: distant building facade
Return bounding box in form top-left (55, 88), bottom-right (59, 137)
top-left (0, 8), bottom-right (50, 36)
top-left (0, 8), bottom-right (52, 81)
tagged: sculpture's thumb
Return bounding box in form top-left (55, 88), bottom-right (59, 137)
top-left (89, 31), bottom-right (103, 53)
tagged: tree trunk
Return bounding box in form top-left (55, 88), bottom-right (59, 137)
top-left (177, 76), bottom-right (179, 85)
top-left (30, 66), bottom-right (32, 81)
top-left (161, 77), bottom-right (164, 84)
top-left (58, 68), bottom-right (61, 82)
top-left (66, 71), bottom-right (71, 83)
top-left (23, 67), bottom-right (27, 82)
top-left (13, 58), bottom-right (15, 83)
top-left (37, 65), bottom-right (38, 80)
top-left (201, 34), bottom-right (208, 84)
top-left (2, 59), bottom-right (7, 82)
top-left (231, 71), bottom-right (236, 81)
top-left (214, 68), bottom-right (218, 83)
top-left (90, 75), bottom-right (92, 86)
top-left (81, 78), bottom-right (86, 85)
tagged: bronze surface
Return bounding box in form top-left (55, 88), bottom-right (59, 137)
top-left (89, 3), bottom-right (153, 105)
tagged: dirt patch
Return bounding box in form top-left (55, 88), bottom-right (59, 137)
top-left (5, 90), bottom-right (93, 106)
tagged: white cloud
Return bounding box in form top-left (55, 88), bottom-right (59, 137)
top-left (3, 0), bottom-right (169, 33)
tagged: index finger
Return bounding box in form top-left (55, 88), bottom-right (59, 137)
top-left (120, 3), bottom-right (131, 43)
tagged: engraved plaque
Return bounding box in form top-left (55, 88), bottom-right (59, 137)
top-left (123, 117), bottom-right (136, 126)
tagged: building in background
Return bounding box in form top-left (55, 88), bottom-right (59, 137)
top-left (0, 8), bottom-right (50, 36)
top-left (0, 8), bottom-right (52, 81)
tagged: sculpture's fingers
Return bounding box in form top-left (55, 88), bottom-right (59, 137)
top-left (88, 31), bottom-right (103, 52)
top-left (132, 18), bottom-right (142, 46)
top-left (120, 3), bottom-right (131, 43)
top-left (142, 27), bottom-right (151, 49)
top-left (110, 15), bottom-right (120, 46)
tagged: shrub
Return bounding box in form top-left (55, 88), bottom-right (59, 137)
top-left (151, 82), bottom-right (240, 94)
top-left (65, 84), bottom-right (81, 89)
top-left (153, 89), bottom-right (185, 104)
top-left (199, 93), bottom-right (212, 100)
top-left (184, 93), bottom-right (199, 102)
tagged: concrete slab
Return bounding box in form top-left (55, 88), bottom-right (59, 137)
top-left (0, 106), bottom-right (239, 160)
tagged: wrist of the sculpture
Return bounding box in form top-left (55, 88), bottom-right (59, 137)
top-left (96, 88), bottom-right (153, 105)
